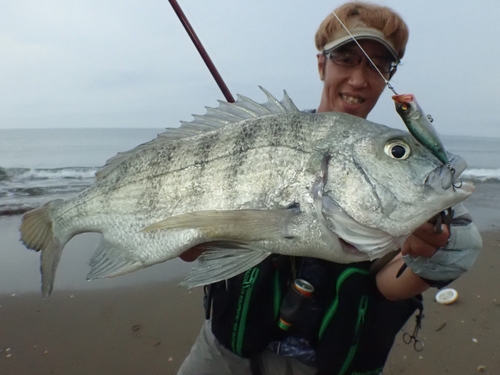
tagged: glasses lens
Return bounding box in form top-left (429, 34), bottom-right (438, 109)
top-left (371, 58), bottom-right (398, 74)
top-left (326, 51), bottom-right (362, 68)
top-left (325, 50), bottom-right (398, 75)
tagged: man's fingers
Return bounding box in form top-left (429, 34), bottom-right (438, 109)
top-left (402, 234), bottom-right (439, 258)
top-left (413, 222), bottom-right (450, 248)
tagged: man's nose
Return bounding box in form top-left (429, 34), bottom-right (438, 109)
top-left (347, 64), bottom-right (369, 88)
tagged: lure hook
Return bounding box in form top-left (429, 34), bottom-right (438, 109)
top-left (448, 166), bottom-right (463, 190)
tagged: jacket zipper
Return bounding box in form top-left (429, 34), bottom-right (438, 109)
top-left (338, 295), bottom-right (369, 375)
top-left (273, 269), bottom-right (281, 319)
top-left (318, 268), bottom-right (370, 339)
top-left (231, 267), bottom-right (260, 355)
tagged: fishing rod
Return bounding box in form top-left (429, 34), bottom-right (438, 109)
top-left (168, 0), bottom-right (235, 103)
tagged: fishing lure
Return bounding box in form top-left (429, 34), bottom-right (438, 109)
top-left (392, 94), bottom-right (449, 165)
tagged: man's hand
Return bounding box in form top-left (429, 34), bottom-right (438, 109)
top-left (401, 222), bottom-right (450, 258)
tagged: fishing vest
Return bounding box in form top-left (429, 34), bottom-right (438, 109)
top-left (207, 256), bottom-right (423, 375)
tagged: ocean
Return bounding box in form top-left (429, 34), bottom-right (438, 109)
top-left (0, 128), bottom-right (161, 215)
top-left (1, 128), bottom-right (500, 216)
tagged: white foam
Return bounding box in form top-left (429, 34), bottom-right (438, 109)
top-left (15, 167), bottom-right (98, 180)
top-left (462, 168), bottom-right (500, 182)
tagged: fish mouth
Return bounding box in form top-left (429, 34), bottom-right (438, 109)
top-left (457, 181), bottom-right (475, 194)
top-left (425, 154), bottom-right (473, 193)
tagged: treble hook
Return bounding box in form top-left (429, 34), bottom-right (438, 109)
top-left (447, 166), bottom-right (463, 190)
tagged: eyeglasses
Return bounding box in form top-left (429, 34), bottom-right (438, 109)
top-left (324, 50), bottom-right (398, 76)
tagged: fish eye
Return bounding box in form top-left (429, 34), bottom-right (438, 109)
top-left (384, 141), bottom-right (411, 160)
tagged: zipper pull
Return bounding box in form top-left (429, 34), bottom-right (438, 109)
top-left (243, 268), bottom-right (259, 288)
top-left (352, 296), bottom-right (369, 344)
top-left (358, 295), bottom-right (369, 324)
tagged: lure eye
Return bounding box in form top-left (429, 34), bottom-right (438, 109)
top-left (400, 103), bottom-right (409, 112)
top-left (384, 141), bottom-right (411, 160)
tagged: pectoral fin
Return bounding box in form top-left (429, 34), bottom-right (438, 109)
top-left (142, 208), bottom-right (299, 241)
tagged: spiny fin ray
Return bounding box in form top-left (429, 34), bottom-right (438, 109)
top-left (96, 87), bottom-right (299, 181)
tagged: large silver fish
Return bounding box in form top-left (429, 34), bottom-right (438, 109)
top-left (20, 87), bottom-right (473, 297)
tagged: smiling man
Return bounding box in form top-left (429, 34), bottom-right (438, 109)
top-left (315, 7), bottom-right (402, 118)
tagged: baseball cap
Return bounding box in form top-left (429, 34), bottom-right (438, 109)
top-left (322, 18), bottom-right (400, 62)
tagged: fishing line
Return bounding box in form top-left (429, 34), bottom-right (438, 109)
top-left (330, 10), bottom-right (399, 96)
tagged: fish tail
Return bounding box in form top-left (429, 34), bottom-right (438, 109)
top-left (20, 200), bottom-right (65, 297)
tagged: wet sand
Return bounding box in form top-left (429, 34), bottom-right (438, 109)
top-left (1, 182), bottom-right (499, 374)
top-left (384, 229), bottom-right (500, 374)
top-left (0, 284), bottom-right (204, 375)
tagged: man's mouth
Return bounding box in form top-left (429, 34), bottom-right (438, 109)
top-left (341, 94), bottom-right (364, 106)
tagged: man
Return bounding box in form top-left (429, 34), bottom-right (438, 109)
top-left (177, 2), bottom-right (482, 374)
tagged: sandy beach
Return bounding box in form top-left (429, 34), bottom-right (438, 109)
top-left (1, 182), bottom-right (498, 375)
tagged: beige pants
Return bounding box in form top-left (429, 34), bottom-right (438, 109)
top-left (177, 320), bottom-right (317, 375)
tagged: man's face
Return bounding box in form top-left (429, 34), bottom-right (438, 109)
top-left (317, 39), bottom-right (394, 118)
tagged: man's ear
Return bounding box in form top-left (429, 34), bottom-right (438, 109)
top-left (317, 53), bottom-right (325, 81)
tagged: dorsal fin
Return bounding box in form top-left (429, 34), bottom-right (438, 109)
top-left (96, 87), bottom-right (299, 181)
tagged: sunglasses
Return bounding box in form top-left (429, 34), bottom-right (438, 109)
top-left (324, 50), bottom-right (398, 76)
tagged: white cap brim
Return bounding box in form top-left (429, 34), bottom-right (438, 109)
top-left (323, 26), bottom-right (399, 62)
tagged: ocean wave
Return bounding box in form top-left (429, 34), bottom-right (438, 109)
top-left (4, 167), bottom-right (98, 180)
top-left (0, 166), bottom-right (97, 216)
top-left (462, 168), bottom-right (500, 182)
top-left (0, 167), bottom-right (8, 181)
top-left (0, 203), bottom-right (37, 216)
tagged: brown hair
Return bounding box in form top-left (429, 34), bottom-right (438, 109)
top-left (315, 1), bottom-right (409, 59)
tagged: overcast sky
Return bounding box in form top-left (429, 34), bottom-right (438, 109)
top-left (1, 0), bottom-right (499, 137)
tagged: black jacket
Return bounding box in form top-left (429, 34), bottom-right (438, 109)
top-left (207, 256), bottom-right (422, 375)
